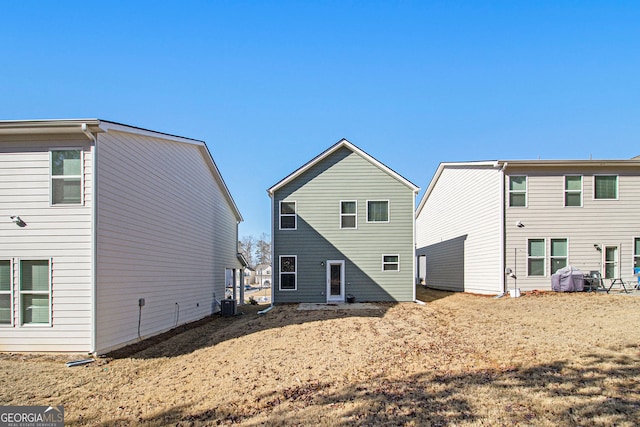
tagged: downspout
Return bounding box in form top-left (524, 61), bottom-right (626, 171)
top-left (258, 192), bottom-right (276, 315)
top-left (84, 123), bottom-right (98, 354)
top-left (412, 189), bottom-right (418, 302)
top-left (499, 161), bottom-right (508, 294)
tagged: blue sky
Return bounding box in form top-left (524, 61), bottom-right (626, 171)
top-left (2, 1), bottom-right (639, 238)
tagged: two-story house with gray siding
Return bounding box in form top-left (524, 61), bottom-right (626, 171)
top-left (0, 119), bottom-right (243, 353)
top-left (416, 158), bottom-right (640, 294)
top-left (268, 139), bottom-right (419, 303)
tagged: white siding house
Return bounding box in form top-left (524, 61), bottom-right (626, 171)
top-left (0, 119), bottom-right (243, 353)
top-left (417, 158), bottom-right (640, 294)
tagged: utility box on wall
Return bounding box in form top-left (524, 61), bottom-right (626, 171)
top-left (221, 299), bottom-right (236, 317)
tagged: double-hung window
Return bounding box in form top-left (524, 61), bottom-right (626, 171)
top-left (594, 175), bottom-right (618, 200)
top-left (509, 176), bottom-right (527, 207)
top-left (279, 201), bottom-right (297, 230)
top-left (382, 255), bottom-right (400, 271)
top-left (550, 239), bottom-right (568, 274)
top-left (367, 200), bottom-right (389, 222)
top-left (634, 238), bottom-right (640, 271)
top-left (527, 239), bottom-right (545, 276)
top-left (564, 176), bottom-right (582, 207)
top-left (0, 260), bottom-right (11, 325)
top-left (20, 260), bottom-right (51, 325)
top-left (340, 201), bottom-right (357, 229)
top-left (279, 256), bottom-right (297, 290)
top-left (51, 149), bottom-right (83, 205)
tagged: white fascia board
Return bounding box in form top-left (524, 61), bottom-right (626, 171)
top-left (268, 138), bottom-right (419, 195)
top-left (416, 161), bottom-right (499, 217)
top-left (98, 120), bottom-right (243, 222)
top-left (0, 118), bottom-right (103, 137)
top-left (98, 120), bottom-right (205, 146)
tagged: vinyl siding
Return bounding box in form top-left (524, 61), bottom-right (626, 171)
top-left (416, 165), bottom-right (503, 294)
top-left (273, 147), bottom-right (415, 303)
top-left (95, 130), bottom-right (239, 354)
top-left (505, 166), bottom-right (640, 291)
top-left (0, 136), bottom-right (93, 352)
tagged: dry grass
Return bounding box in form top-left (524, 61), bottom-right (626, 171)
top-left (1, 287), bottom-right (640, 426)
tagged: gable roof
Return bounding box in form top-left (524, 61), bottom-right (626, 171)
top-left (267, 138), bottom-right (419, 196)
top-left (416, 157), bottom-right (640, 217)
top-left (0, 118), bottom-right (243, 222)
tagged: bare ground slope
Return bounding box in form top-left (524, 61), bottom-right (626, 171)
top-left (1, 288), bottom-right (639, 426)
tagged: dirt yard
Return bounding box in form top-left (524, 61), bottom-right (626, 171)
top-left (1, 287), bottom-right (639, 426)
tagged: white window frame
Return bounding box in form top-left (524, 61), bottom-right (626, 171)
top-left (340, 200), bottom-right (357, 229)
top-left (550, 238), bottom-right (568, 274)
top-left (564, 175), bottom-right (582, 207)
top-left (366, 200), bottom-right (390, 223)
top-left (18, 258), bottom-right (52, 327)
top-left (0, 259), bottom-right (13, 327)
top-left (634, 237), bottom-right (640, 273)
top-left (279, 255), bottom-right (297, 291)
top-left (527, 238), bottom-right (546, 277)
top-left (593, 175), bottom-right (618, 200)
top-left (279, 201), bottom-right (297, 230)
top-left (50, 148), bottom-right (84, 206)
top-left (382, 254), bottom-right (400, 272)
top-left (508, 175), bottom-right (527, 208)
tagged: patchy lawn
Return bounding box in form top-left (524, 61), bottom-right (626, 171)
top-left (1, 288), bottom-right (640, 426)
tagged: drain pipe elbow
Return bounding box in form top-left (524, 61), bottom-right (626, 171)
top-left (81, 123), bottom-right (97, 143)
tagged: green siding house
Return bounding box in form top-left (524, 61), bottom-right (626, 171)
top-left (268, 139), bottom-right (419, 303)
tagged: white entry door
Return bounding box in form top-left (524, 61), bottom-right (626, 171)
top-left (326, 260), bottom-right (345, 303)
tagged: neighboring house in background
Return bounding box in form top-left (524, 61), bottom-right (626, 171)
top-left (243, 267), bottom-right (255, 287)
top-left (253, 263), bottom-right (272, 287)
top-left (268, 139), bottom-right (419, 303)
top-left (416, 158), bottom-right (640, 294)
top-left (0, 119), bottom-right (244, 353)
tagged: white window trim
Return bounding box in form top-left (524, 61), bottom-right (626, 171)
top-left (563, 175), bottom-right (583, 207)
top-left (633, 237), bottom-right (640, 272)
top-left (279, 200), bottom-right (297, 230)
top-left (279, 255), bottom-right (297, 291)
top-left (366, 200), bottom-right (390, 223)
top-left (382, 254), bottom-right (400, 272)
top-left (18, 258), bottom-right (52, 327)
top-left (508, 175), bottom-right (528, 208)
top-left (50, 148), bottom-right (84, 206)
top-left (527, 238), bottom-right (546, 277)
top-left (593, 174), bottom-right (619, 201)
top-left (0, 259), bottom-right (13, 327)
top-left (550, 238), bottom-right (569, 274)
top-left (339, 200), bottom-right (357, 229)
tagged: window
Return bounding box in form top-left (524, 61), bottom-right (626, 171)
top-left (634, 238), bottom-right (640, 271)
top-left (382, 255), bottom-right (399, 271)
top-left (340, 201), bottom-right (357, 229)
top-left (550, 239), bottom-right (568, 274)
top-left (564, 176), bottom-right (582, 207)
top-left (0, 260), bottom-right (11, 325)
top-left (20, 260), bottom-right (51, 325)
top-left (279, 201), bottom-right (297, 230)
top-left (509, 176), bottom-right (527, 207)
top-left (528, 239), bottom-right (545, 276)
top-left (594, 175), bottom-right (618, 200)
top-left (51, 149), bottom-right (82, 205)
top-left (279, 256), bottom-right (297, 290)
top-left (367, 201), bottom-right (389, 222)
